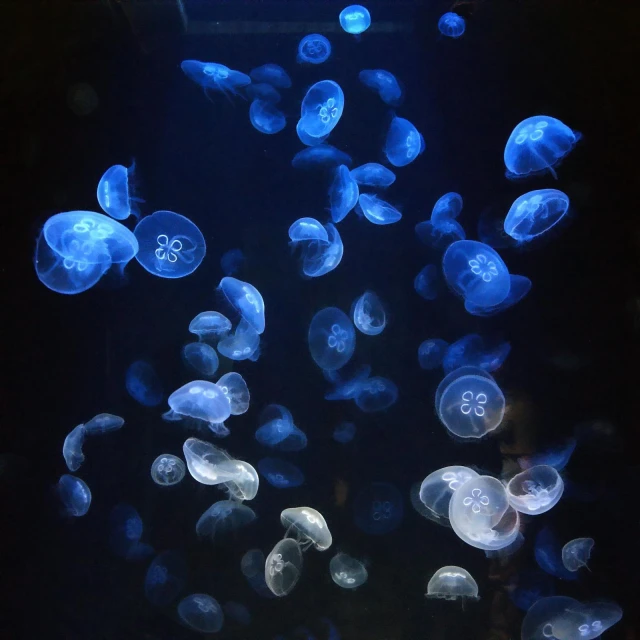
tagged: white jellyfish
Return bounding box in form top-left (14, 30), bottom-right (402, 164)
top-left (280, 506), bottom-right (332, 551)
top-left (329, 553), bottom-right (368, 589)
top-left (562, 538), bottom-right (594, 572)
top-left (426, 566), bottom-right (479, 601)
top-left (265, 538), bottom-right (303, 597)
top-left (506, 465), bottom-right (564, 515)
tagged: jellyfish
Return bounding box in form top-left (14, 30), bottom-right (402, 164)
top-left (145, 550), bottom-right (187, 606)
top-left (150, 454), bottom-right (186, 486)
top-left (329, 164), bottom-right (359, 223)
top-left (223, 601), bottom-right (252, 626)
top-left (504, 115), bottom-right (581, 179)
top-left (324, 365), bottom-right (371, 400)
top-left (298, 80), bottom-right (344, 142)
top-left (289, 217), bottom-right (329, 243)
top-left (292, 144), bottom-right (353, 169)
top-left (134, 210), bottom-right (206, 279)
top-left (506, 465), bottom-right (564, 515)
top-left (414, 264), bottom-right (442, 301)
top-left (281, 506), bottom-right (333, 551)
top-left (125, 360), bottom-right (163, 407)
top-left (255, 404), bottom-right (308, 451)
top-left (358, 70), bottom-right (403, 107)
top-left (165, 381), bottom-right (231, 435)
top-left (418, 338), bottom-right (449, 370)
top-left (96, 162), bottom-right (142, 221)
top-left (178, 594), bottom-right (224, 633)
top-left (477, 204), bottom-right (520, 249)
top-left (384, 116), bottom-right (425, 167)
top-left (109, 503), bottom-right (153, 560)
top-left (265, 538), bottom-right (304, 597)
top-left (352, 290), bottom-right (386, 335)
top-left (442, 334), bottom-right (511, 373)
top-left (249, 63), bottom-right (292, 88)
top-left (196, 500), bottom-right (256, 540)
top-left (354, 377), bottom-right (398, 412)
top-left (217, 319), bottom-right (261, 362)
top-left (84, 412), bottom-right (124, 435)
top-left (438, 12), bottom-right (465, 38)
top-left (181, 60), bottom-right (250, 101)
top-left (300, 223), bottom-right (344, 278)
top-left (354, 482), bottom-right (404, 535)
top-left (57, 474), bottom-right (91, 517)
top-left (508, 569), bottom-right (556, 612)
top-left (519, 438), bottom-right (577, 471)
top-left (308, 307), bottom-right (356, 371)
top-left (67, 82), bottom-right (99, 116)
top-left (218, 276), bottom-right (265, 334)
top-left (216, 372), bottom-right (250, 415)
top-left (220, 248), bottom-right (245, 276)
top-left (339, 5), bottom-right (371, 34)
top-left (189, 311), bottom-right (232, 341)
top-left (415, 219), bottom-right (466, 251)
top-left (535, 526), bottom-right (579, 581)
top-left (465, 274), bottom-right (531, 317)
top-left (241, 549), bottom-right (276, 599)
top-left (350, 162), bottom-right (396, 188)
top-left (418, 466), bottom-right (480, 526)
top-left (249, 99), bottom-right (287, 134)
top-left (356, 194), bottom-right (402, 225)
top-left (297, 34), bottom-right (332, 64)
top-left (562, 538), bottom-right (594, 573)
top-left (258, 457), bottom-right (305, 488)
top-left (426, 566), bottom-right (479, 600)
top-left (504, 189), bottom-right (570, 242)
top-left (62, 424), bottom-right (86, 472)
top-left (333, 421), bottom-right (356, 443)
top-left (330, 553), bottom-right (368, 589)
top-left (182, 342), bottom-right (220, 377)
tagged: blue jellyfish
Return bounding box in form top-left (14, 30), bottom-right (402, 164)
top-left (258, 457), bottom-right (305, 488)
top-left (223, 601), bottom-right (252, 626)
top-left (324, 365), bottom-right (371, 400)
top-left (62, 424), bottom-right (86, 472)
top-left (300, 223), bottom-right (344, 278)
top-left (534, 527), bottom-right (579, 581)
top-left (352, 290), bottom-right (386, 335)
top-left (145, 550), bottom-right (188, 606)
top-left (220, 248), bottom-right (246, 276)
top-left (358, 70), bottom-right (403, 107)
top-left (255, 405), bottom-right (308, 451)
top-left (357, 194), bottom-right (402, 225)
top-left (165, 380), bottom-right (231, 434)
top-left (297, 34), bottom-right (332, 64)
top-left (217, 319), bottom-right (261, 362)
top-left (216, 372), bottom-right (250, 415)
top-left (241, 549), bottom-right (276, 599)
top-left (109, 503), bottom-right (153, 560)
top-left (84, 412), bottom-right (124, 435)
top-left (414, 264), bottom-right (441, 300)
top-left (442, 334), bottom-right (511, 373)
top-left (339, 5), bottom-right (371, 34)
top-left (196, 500), bottom-right (256, 540)
top-left (508, 569), bottom-right (556, 612)
top-left (249, 99), bottom-right (286, 134)
top-left (125, 360), bottom-right (163, 407)
top-left (292, 144), bottom-right (353, 170)
top-left (289, 217), bottom-right (329, 243)
top-left (354, 377), bottom-right (398, 412)
top-left (504, 189), bottom-right (570, 242)
top-left (384, 116), bottom-right (424, 167)
top-left (518, 438), bottom-right (577, 472)
top-left (354, 482), bottom-right (404, 535)
top-left (296, 119), bottom-right (329, 147)
top-left (308, 307), bottom-right (356, 370)
top-left (415, 219), bottom-right (466, 250)
top-left (245, 83), bottom-right (282, 103)
top-left (464, 274), bottom-right (531, 317)
top-left (298, 80), bottom-right (345, 142)
top-left (504, 115), bottom-right (580, 179)
top-left (182, 342), bottom-right (220, 377)
top-left (219, 276), bottom-right (265, 334)
top-left (181, 60), bottom-right (251, 101)
top-left (350, 162), bottom-right (396, 188)
top-left (134, 210), bottom-right (205, 279)
top-left (333, 422), bottom-right (356, 443)
top-left (96, 162), bottom-right (142, 220)
top-left (178, 594), bottom-right (224, 633)
top-left (57, 474), bottom-right (91, 517)
top-left (189, 311), bottom-right (232, 341)
top-left (438, 12), bottom-right (465, 38)
top-left (431, 192), bottom-right (463, 225)
top-left (151, 454), bottom-right (186, 486)
top-left (418, 338), bottom-right (449, 370)
top-left (329, 165), bottom-right (359, 223)
top-left (249, 63), bottom-right (292, 88)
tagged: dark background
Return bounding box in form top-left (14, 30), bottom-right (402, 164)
top-left (2, 0), bottom-right (638, 639)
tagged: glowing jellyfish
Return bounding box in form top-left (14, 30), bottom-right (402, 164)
top-left (438, 12), bottom-right (465, 38)
top-left (182, 342), bottom-right (220, 377)
top-left (330, 553), bottom-right (368, 589)
top-left (181, 60), bottom-right (250, 100)
top-left (217, 319), bottom-right (261, 362)
top-left (249, 63), bottom-right (292, 88)
top-left (354, 482), bottom-right (403, 535)
top-left (178, 594), bottom-right (224, 633)
top-left (85, 412), bottom-right (124, 435)
top-left (354, 377), bottom-right (398, 412)
top-left (430, 192), bottom-right (463, 224)
top-left (196, 500), bottom-right (256, 540)
top-left (216, 372), bottom-right (250, 415)
top-left (258, 457), bottom-right (305, 488)
top-left (535, 526), bottom-right (578, 581)
top-left (562, 538), bottom-right (594, 573)
top-left (350, 162), bottom-right (396, 187)
top-left (504, 115), bottom-right (580, 179)
top-left (414, 264), bottom-right (441, 301)
top-left (352, 290), bottom-right (386, 335)
top-left (418, 338), bottom-right (449, 370)
top-left (125, 360), bottom-right (163, 407)
top-left (415, 219), bottom-right (466, 251)
top-left (297, 34), bottom-right (332, 64)
top-left (519, 438), bottom-right (577, 471)
top-left (299, 223), bottom-right (344, 278)
top-left (504, 189), bottom-right (570, 242)
top-left (67, 83), bottom-right (99, 116)
top-left (134, 210), bottom-right (205, 279)
top-left (357, 194), bottom-right (402, 225)
top-left (265, 538), bottom-right (304, 597)
top-left (329, 164), bottom-right (359, 223)
top-left (151, 454), bottom-right (186, 486)
top-left (255, 404), bottom-right (308, 451)
top-left (96, 163), bottom-right (141, 221)
top-left (189, 311), bottom-right (232, 341)
top-left (109, 503), bottom-right (153, 560)
top-left (339, 5), bottom-right (371, 35)
top-left (218, 277), bottom-right (265, 334)
top-left (220, 248), bottom-right (245, 276)
top-left (426, 566), bottom-right (479, 600)
top-left (241, 549), bottom-right (276, 599)
top-left (506, 465), bottom-right (564, 515)
top-left (298, 80), bottom-right (344, 143)
top-left (308, 307), bottom-right (356, 370)
top-left (465, 274), bottom-right (531, 317)
top-left (144, 550), bottom-right (187, 606)
top-left (289, 217), bottom-right (329, 243)
top-left (418, 466), bottom-right (480, 526)
top-left (249, 99), bottom-right (286, 134)
top-left (165, 381), bottom-right (231, 434)
top-left (281, 507), bottom-right (332, 551)
top-left (62, 424), bottom-right (86, 472)
top-left (333, 421), bottom-right (356, 443)
top-left (384, 116), bottom-right (424, 167)
top-left (442, 334), bottom-right (511, 373)
top-left (292, 144), bottom-right (352, 169)
top-left (57, 474), bottom-right (91, 517)
top-left (223, 601), bottom-right (251, 626)
top-left (358, 70), bottom-right (403, 107)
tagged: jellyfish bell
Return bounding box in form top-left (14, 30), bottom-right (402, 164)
top-left (339, 5), bottom-right (371, 35)
top-left (151, 454), bottom-right (186, 486)
top-left (308, 307), bottom-right (356, 371)
top-left (330, 553), bottom-right (368, 589)
top-left (298, 80), bottom-right (344, 140)
top-left (280, 507), bottom-right (332, 551)
top-left (189, 311), bottom-right (232, 341)
top-left (166, 381), bottom-right (231, 433)
top-left (213, 459), bottom-right (260, 501)
top-left (352, 290), bottom-right (386, 336)
top-left (182, 342), bottom-right (220, 377)
top-left (350, 162), bottom-right (396, 187)
top-left (62, 424), bottom-right (86, 472)
top-left (426, 566), bottom-right (479, 601)
top-left (217, 319), bottom-right (260, 362)
top-left (297, 34), bottom-right (332, 65)
top-left (384, 116), bottom-right (425, 167)
top-left (329, 164), bottom-right (359, 223)
top-left (196, 500), bottom-right (256, 540)
top-left (506, 465), bottom-right (564, 515)
top-left (181, 60), bottom-right (250, 102)
top-left (177, 594), bottom-right (224, 633)
top-left (265, 538), bottom-right (304, 597)
top-left (562, 538), bottom-right (594, 572)
top-left (358, 70), bottom-right (403, 107)
top-left (438, 12), bottom-right (466, 38)
top-left (216, 372), bottom-right (250, 415)
top-left (357, 194), bottom-right (402, 225)
top-left (218, 277), bottom-right (265, 334)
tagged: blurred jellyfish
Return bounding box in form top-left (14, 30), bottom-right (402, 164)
top-left (504, 115), bottom-right (580, 180)
top-left (298, 81), bottom-right (344, 142)
top-left (178, 594), bottom-right (224, 633)
top-left (134, 210), bottom-right (206, 279)
top-left (506, 465), bottom-right (564, 515)
top-left (438, 12), bottom-right (465, 38)
top-left (241, 549), bottom-right (276, 598)
top-left (535, 526), bottom-right (578, 581)
top-left (297, 34), bottom-right (332, 64)
top-left (426, 566), bottom-right (479, 600)
top-left (182, 342), bottom-right (220, 377)
top-left (324, 365), bottom-right (371, 401)
top-left (258, 457), bottom-right (305, 488)
top-left (518, 438), bottom-right (576, 471)
top-left (418, 338), bottom-right (449, 370)
top-left (465, 274), bottom-right (531, 317)
top-left (414, 264), bottom-right (442, 301)
top-left (109, 503), bottom-right (153, 560)
top-left (562, 538), bottom-right (594, 572)
top-left (220, 249), bottom-right (245, 276)
top-left (181, 60), bottom-right (250, 101)
top-left (67, 83), bottom-right (99, 116)
top-left (289, 218), bottom-right (329, 243)
top-left (308, 307), bottom-right (356, 370)
top-left (218, 277), bottom-right (265, 334)
top-left (354, 482), bottom-right (403, 535)
top-left (217, 319), bottom-right (261, 362)
top-left (329, 164), bottom-right (359, 223)
top-left (125, 360), bottom-right (163, 407)
top-left (350, 162), bottom-right (396, 188)
top-left (196, 500), bottom-right (257, 540)
top-left (265, 538), bottom-right (304, 597)
top-left (339, 5), bottom-right (371, 35)
top-left (84, 412), bottom-right (124, 435)
top-left (249, 63), bottom-right (292, 88)
top-left (189, 311), bottom-right (232, 341)
top-left (250, 99), bottom-right (286, 134)
top-left (358, 70), bottom-right (403, 107)
top-left (442, 334), bottom-right (511, 373)
top-left (57, 474), bottom-right (91, 517)
top-left (384, 116), bottom-right (424, 167)
top-left (431, 192), bottom-right (463, 225)
top-left (504, 189), bottom-right (570, 242)
top-left (62, 424), bottom-right (86, 472)
top-left (330, 553), bottom-right (368, 589)
top-left (166, 382), bottom-right (231, 435)
top-left (354, 377), bottom-right (398, 412)
top-left (223, 601), bottom-right (251, 626)
top-left (333, 421), bottom-right (356, 443)
top-left (415, 219), bottom-right (466, 251)
top-left (217, 372), bottom-right (250, 415)
top-left (255, 404), bottom-right (308, 452)
top-left (352, 290), bottom-right (386, 335)
top-left (292, 144), bottom-right (353, 170)
top-left (508, 569), bottom-right (556, 611)
top-left (299, 223), bottom-right (344, 278)
top-left (356, 194), bottom-right (402, 225)
top-left (281, 507), bottom-right (332, 551)
top-left (145, 550), bottom-right (187, 606)
top-left (418, 466), bottom-right (480, 526)
top-left (97, 163), bottom-right (141, 221)
top-left (245, 83), bottom-right (282, 103)
top-left (151, 454), bottom-right (186, 486)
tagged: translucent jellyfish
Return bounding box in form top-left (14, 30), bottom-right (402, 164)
top-left (508, 569), bottom-right (556, 612)
top-left (166, 381), bottom-right (230, 433)
top-left (465, 274), bottom-right (531, 317)
top-left (418, 466), bottom-right (480, 526)
top-left (300, 223), bottom-right (344, 278)
top-left (109, 503), bottom-right (153, 560)
top-left (438, 12), bottom-right (465, 38)
top-left (258, 457), bottom-right (305, 488)
top-left (330, 553), bottom-right (368, 589)
top-left (125, 360), bottom-right (163, 407)
top-left (518, 438), bottom-right (577, 471)
top-left (220, 248), bottom-right (245, 276)
top-left (350, 162), bottom-right (396, 188)
top-left (217, 319), bottom-right (261, 362)
top-left (216, 372), bottom-right (250, 415)
top-left (357, 194), bottom-right (402, 225)
top-left (352, 291), bottom-right (386, 336)
top-left (418, 338), bottom-right (449, 370)
top-left (414, 265), bottom-right (442, 301)
top-left (324, 365), bottom-right (371, 400)
top-left (506, 465), bottom-right (564, 515)
top-left (249, 99), bottom-right (286, 134)
top-left (255, 404), bottom-right (308, 452)
top-left (218, 277), bottom-right (265, 334)
top-left (292, 144), bottom-right (352, 169)
top-left (178, 594), bottom-right (224, 633)
top-left (339, 5), bottom-right (371, 35)
top-left (265, 538), bottom-right (304, 597)
top-left (504, 115), bottom-right (581, 179)
top-left (384, 116), bottom-right (425, 167)
top-left (289, 217), bottom-right (329, 243)
top-left (145, 550), bottom-right (187, 606)
top-left (134, 210), bottom-right (206, 279)
top-left (150, 454), bottom-right (186, 486)
top-left (449, 475), bottom-right (520, 551)
top-left (249, 63), bottom-right (292, 88)
top-left (96, 163), bottom-right (142, 221)
top-left (62, 424), bottom-right (86, 472)
top-left (223, 601), bottom-right (252, 626)
top-left (181, 60), bottom-right (250, 100)
top-left (415, 219), bottom-right (466, 251)
top-left (57, 474), bottom-right (91, 517)
top-left (299, 80), bottom-right (344, 142)
top-left (442, 334), bottom-right (511, 373)
top-left (297, 34), bottom-right (332, 64)
top-left (329, 164), bottom-right (359, 223)
top-left (84, 412), bottom-right (124, 435)
top-left (189, 311), bottom-right (232, 342)
top-left (442, 240), bottom-right (511, 307)
top-left (281, 507), bottom-right (333, 551)
top-left (196, 500), bottom-right (256, 540)
top-left (354, 377), bottom-right (398, 412)
top-left (504, 189), bottom-right (570, 242)
top-left (353, 482), bottom-right (403, 535)
top-left (333, 421), bottom-right (356, 443)
top-left (241, 549), bottom-right (276, 599)
top-left (426, 566), bottom-right (479, 600)
top-left (562, 538), bottom-right (594, 572)
top-left (308, 307), bottom-right (356, 370)
top-left (358, 70), bottom-right (403, 107)
top-left (182, 342), bottom-right (220, 377)
top-left (535, 526), bottom-right (578, 581)
top-left (67, 82), bottom-right (99, 116)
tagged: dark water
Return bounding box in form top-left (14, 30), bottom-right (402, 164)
top-left (3, 1), bottom-right (638, 639)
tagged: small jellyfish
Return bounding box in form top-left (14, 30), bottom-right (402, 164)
top-left (217, 319), bottom-right (261, 362)
top-left (506, 465), bottom-right (564, 515)
top-left (298, 80), bottom-right (344, 141)
top-left (249, 63), bottom-right (292, 88)
top-left (297, 34), bottom-right (332, 65)
top-left (333, 421), bottom-right (356, 443)
top-left (178, 594), bottom-right (224, 633)
top-left (189, 311), bottom-right (232, 341)
top-left (308, 307), bottom-right (356, 371)
top-left (97, 163), bottom-right (142, 221)
top-left (504, 115), bottom-right (580, 179)
top-left (438, 12), bottom-right (465, 38)
top-left (218, 276), bottom-right (265, 334)
top-left (166, 381), bottom-right (231, 434)
top-left (442, 334), bottom-right (511, 373)
top-left (220, 249), bottom-right (245, 276)
top-left (357, 194), bottom-right (402, 225)
top-left (418, 338), bottom-right (449, 370)
top-left (109, 503), bottom-right (152, 560)
top-left (182, 342), bottom-right (220, 377)
top-left (414, 264), bottom-right (442, 301)
top-left (255, 404), bottom-right (308, 452)
top-left (352, 290), bottom-right (386, 335)
top-left (258, 457), bottom-right (305, 488)
top-left (57, 474), bottom-right (91, 517)
top-left (464, 274), bottom-right (531, 317)
top-left (339, 5), bottom-right (371, 35)
top-left (281, 506), bottom-right (333, 551)
top-left (134, 210), bottom-right (206, 279)
top-left (562, 538), bottom-right (594, 572)
top-left (330, 553), bottom-right (368, 589)
top-left (292, 144), bottom-right (353, 169)
top-left (223, 601), bottom-right (252, 626)
top-left (265, 538), bottom-right (304, 597)
top-left (354, 482), bottom-right (403, 535)
top-left (216, 372), bottom-right (250, 415)
top-left (415, 219), bottom-right (466, 251)
top-left (329, 165), bottom-right (359, 223)
top-left (181, 60), bottom-right (250, 101)
top-left (354, 377), bottom-right (398, 412)
top-left (384, 116), bottom-right (424, 167)
top-left (350, 162), bottom-right (396, 188)
top-left (241, 549), bottom-right (276, 599)
top-left (125, 360), bottom-right (163, 407)
top-left (249, 99), bottom-right (286, 134)
top-left (504, 189), bottom-right (570, 242)
top-left (418, 466), bottom-right (480, 526)
top-left (358, 70), bottom-right (403, 107)
top-left (289, 217), bottom-right (330, 243)
top-left (426, 566), bottom-right (479, 600)
top-left (62, 424), bottom-right (86, 472)
top-left (151, 454), bottom-right (186, 486)
top-left (300, 223), bottom-right (344, 278)
top-left (84, 412), bottom-right (124, 435)
top-left (535, 526), bottom-right (579, 581)
top-left (196, 500), bottom-right (256, 540)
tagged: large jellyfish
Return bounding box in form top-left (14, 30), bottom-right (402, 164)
top-left (442, 334), bottom-right (511, 373)
top-left (358, 70), bottom-right (403, 107)
top-left (258, 457), bottom-right (305, 488)
top-left (196, 500), bottom-right (256, 540)
top-left (352, 290), bottom-right (386, 335)
top-left (298, 80), bottom-right (344, 141)
top-left (350, 162), bottom-right (396, 188)
top-left (330, 553), bottom-right (368, 589)
top-left (178, 594), bottom-right (224, 633)
top-left (353, 482), bottom-right (403, 535)
top-left (418, 338), bottom-right (449, 370)
top-left (181, 60), bottom-right (250, 100)
top-left (281, 506), bottom-right (333, 551)
top-left (308, 307), bottom-right (356, 370)
top-left (182, 342), bottom-right (219, 377)
top-left (62, 424), bottom-right (86, 472)
top-left (506, 465), bottom-right (564, 515)
top-left (165, 381), bottom-right (231, 435)
top-left (504, 189), bottom-right (570, 242)
top-left (357, 194), bottom-right (402, 225)
top-left (329, 164), bottom-right (359, 223)
top-left (265, 538), bottom-right (304, 597)
top-left (217, 319), bottom-right (261, 362)
top-left (125, 360), bottom-right (163, 407)
top-left (562, 538), bottom-right (594, 572)
top-left (249, 99), bottom-right (286, 134)
top-left (96, 162), bottom-right (142, 220)
top-left (431, 192), bottom-right (463, 224)
top-left (249, 63), bottom-right (292, 88)
top-left (297, 34), bottom-right (332, 64)
top-left (57, 474), bottom-right (91, 517)
top-left (218, 277), bottom-right (265, 334)
top-left (384, 116), bottom-right (424, 167)
top-left (151, 454), bottom-right (186, 486)
top-left (339, 5), bottom-right (371, 35)
top-left (438, 12), bottom-right (465, 38)
top-left (144, 550), bottom-right (187, 606)
top-left (426, 566), bottom-right (479, 600)
top-left (255, 404), bottom-right (308, 452)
